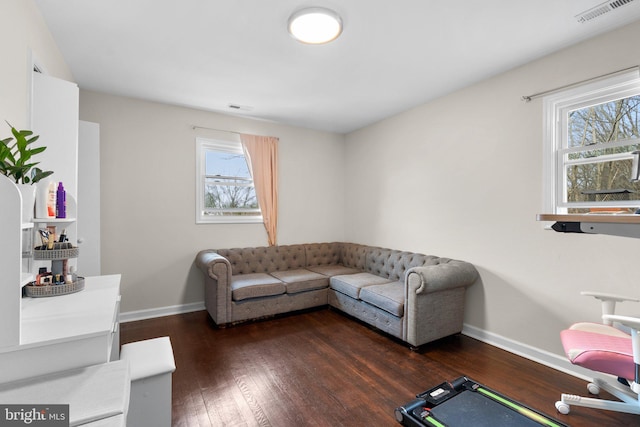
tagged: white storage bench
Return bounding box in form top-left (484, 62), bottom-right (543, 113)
top-left (120, 336), bottom-right (176, 427)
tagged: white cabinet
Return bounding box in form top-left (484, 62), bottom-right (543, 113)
top-left (0, 274), bottom-right (121, 384)
top-left (78, 120), bottom-right (102, 276)
top-left (32, 72), bottom-right (79, 198)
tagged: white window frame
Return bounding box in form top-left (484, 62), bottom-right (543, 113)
top-left (196, 137), bottom-right (263, 224)
top-left (543, 70), bottom-right (640, 214)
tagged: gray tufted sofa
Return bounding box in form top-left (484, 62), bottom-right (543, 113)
top-left (195, 242), bottom-right (478, 347)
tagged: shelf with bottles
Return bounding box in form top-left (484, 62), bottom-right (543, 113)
top-left (33, 221), bottom-right (76, 252)
top-left (33, 244), bottom-right (78, 261)
top-left (29, 221), bottom-right (80, 296)
top-left (32, 184), bottom-right (77, 240)
top-left (31, 192), bottom-right (78, 276)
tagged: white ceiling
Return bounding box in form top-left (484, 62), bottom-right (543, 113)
top-left (34, 0), bottom-right (640, 134)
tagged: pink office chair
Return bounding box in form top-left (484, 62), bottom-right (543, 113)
top-left (556, 291), bottom-right (640, 415)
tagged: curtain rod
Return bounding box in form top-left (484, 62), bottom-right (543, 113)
top-left (191, 125), bottom-right (278, 140)
top-left (191, 125), bottom-right (241, 135)
top-left (521, 65), bottom-right (640, 102)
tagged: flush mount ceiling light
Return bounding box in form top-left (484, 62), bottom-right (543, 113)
top-left (288, 7), bottom-right (343, 44)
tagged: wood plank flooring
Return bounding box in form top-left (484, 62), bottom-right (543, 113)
top-left (121, 308), bottom-right (638, 426)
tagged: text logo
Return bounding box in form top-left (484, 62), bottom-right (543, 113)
top-left (0, 405), bottom-right (68, 426)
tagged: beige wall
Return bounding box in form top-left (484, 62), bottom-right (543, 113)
top-left (79, 91), bottom-right (346, 313)
top-left (0, 0), bottom-right (73, 129)
top-left (345, 21), bottom-right (640, 356)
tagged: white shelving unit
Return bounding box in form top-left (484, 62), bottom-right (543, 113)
top-left (32, 198), bottom-right (78, 278)
top-left (0, 175), bottom-right (120, 384)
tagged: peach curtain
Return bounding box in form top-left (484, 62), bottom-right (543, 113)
top-left (240, 134), bottom-right (279, 246)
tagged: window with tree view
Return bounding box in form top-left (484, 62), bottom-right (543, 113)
top-left (544, 71), bottom-right (640, 214)
top-left (196, 138), bottom-right (262, 223)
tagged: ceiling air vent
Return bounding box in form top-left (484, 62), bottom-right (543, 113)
top-left (227, 104), bottom-right (253, 112)
top-left (576, 0), bottom-right (636, 23)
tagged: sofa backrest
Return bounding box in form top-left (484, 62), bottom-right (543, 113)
top-left (303, 242), bottom-right (368, 271)
top-left (216, 245), bottom-right (306, 275)
top-left (340, 243), bottom-right (368, 270)
top-left (304, 242), bottom-right (342, 267)
top-left (364, 247), bottom-right (441, 281)
top-left (215, 242), bottom-right (444, 280)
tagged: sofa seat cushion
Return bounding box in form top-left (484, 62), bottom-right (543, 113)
top-left (231, 273), bottom-right (285, 301)
top-left (330, 273), bottom-right (393, 299)
top-left (270, 269), bottom-right (329, 294)
top-left (359, 281), bottom-right (405, 317)
top-left (306, 264), bottom-right (361, 277)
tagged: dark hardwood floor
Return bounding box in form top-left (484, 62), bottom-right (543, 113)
top-left (121, 308), bottom-right (638, 426)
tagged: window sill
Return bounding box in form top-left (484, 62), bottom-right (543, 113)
top-left (196, 216), bottom-right (263, 225)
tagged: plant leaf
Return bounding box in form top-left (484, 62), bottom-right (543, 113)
top-left (31, 168), bottom-right (54, 183)
top-left (2, 122), bottom-right (52, 184)
top-left (29, 146), bottom-right (46, 155)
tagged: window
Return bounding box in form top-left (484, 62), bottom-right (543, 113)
top-left (543, 70), bottom-right (640, 214)
top-left (196, 137), bottom-right (262, 223)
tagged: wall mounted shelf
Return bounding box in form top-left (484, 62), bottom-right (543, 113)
top-left (537, 214), bottom-right (640, 238)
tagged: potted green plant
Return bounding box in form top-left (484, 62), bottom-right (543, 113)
top-left (0, 122), bottom-right (54, 221)
top-left (0, 122), bottom-right (53, 184)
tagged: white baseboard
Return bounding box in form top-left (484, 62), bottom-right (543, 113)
top-left (462, 323), bottom-right (604, 383)
top-left (120, 301), bottom-right (205, 323)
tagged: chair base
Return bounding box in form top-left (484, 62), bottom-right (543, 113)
top-left (556, 377), bottom-right (640, 415)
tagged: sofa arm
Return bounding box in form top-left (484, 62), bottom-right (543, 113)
top-left (406, 260), bottom-right (479, 294)
top-left (195, 250), bottom-right (233, 325)
top-left (403, 260), bottom-right (478, 347)
top-left (196, 250), bottom-right (231, 280)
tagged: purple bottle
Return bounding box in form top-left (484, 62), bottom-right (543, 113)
top-left (56, 182), bottom-right (66, 218)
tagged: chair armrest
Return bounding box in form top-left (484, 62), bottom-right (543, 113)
top-left (603, 314), bottom-right (640, 331)
top-left (406, 260), bottom-right (478, 294)
top-left (581, 291), bottom-right (639, 304)
top-left (581, 291), bottom-right (639, 325)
